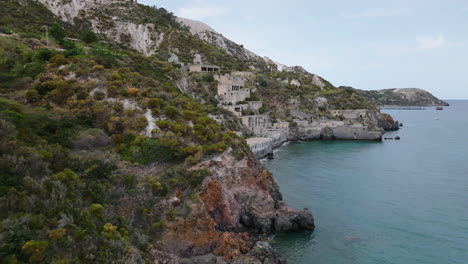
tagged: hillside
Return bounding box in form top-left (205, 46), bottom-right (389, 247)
top-left (0, 0), bottom-right (397, 263)
top-left (346, 87), bottom-right (449, 107)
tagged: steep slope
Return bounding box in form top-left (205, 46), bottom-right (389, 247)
top-left (0, 1), bottom-right (314, 263)
top-left (348, 87), bottom-right (449, 107)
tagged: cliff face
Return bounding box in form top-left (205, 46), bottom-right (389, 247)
top-left (196, 152), bottom-right (314, 233)
top-left (351, 87), bottom-right (449, 107)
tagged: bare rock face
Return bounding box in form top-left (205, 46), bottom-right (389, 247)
top-left (177, 17), bottom-right (258, 61)
top-left (194, 151), bottom-right (315, 234)
top-left (378, 113), bottom-right (400, 131)
top-left (37, 0), bottom-right (165, 56)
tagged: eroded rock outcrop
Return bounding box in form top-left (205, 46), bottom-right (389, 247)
top-left (195, 151), bottom-right (314, 234)
top-left (378, 113), bottom-right (400, 131)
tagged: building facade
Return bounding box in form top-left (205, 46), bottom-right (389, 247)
top-left (187, 64), bottom-right (220, 73)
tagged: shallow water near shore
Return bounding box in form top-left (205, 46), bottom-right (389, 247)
top-left (265, 100), bottom-right (468, 264)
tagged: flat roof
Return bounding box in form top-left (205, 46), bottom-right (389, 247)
top-left (246, 137), bottom-right (272, 145)
top-left (189, 64), bottom-right (220, 68)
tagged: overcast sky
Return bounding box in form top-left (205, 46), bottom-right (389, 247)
top-left (140, 0), bottom-right (468, 99)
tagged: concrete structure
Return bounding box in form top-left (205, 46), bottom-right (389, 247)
top-left (216, 74), bottom-right (250, 105)
top-left (266, 129), bottom-right (288, 148)
top-left (247, 137), bottom-right (273, 159)
top-left (330, 109), bottom-right (369, 121)
top-left (187, 64), bottom-right (220, 73)
top-left (332, 125), bottom-right (382, 140)
top-left (231, 71), bottom-right (254, 77)
top-left (272, 122), bottom-right (290, 129)
top-left (241, 115), bottom-right (268, 135)
top-left (293, 119), bottom-right (309, 127)
top-left (247, 101), bottom-right (263, 111)
top-left (223, 104), bottom-right (248, 117)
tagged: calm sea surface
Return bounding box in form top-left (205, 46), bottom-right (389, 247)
top-left (266, 100), bottom-right (468, 264)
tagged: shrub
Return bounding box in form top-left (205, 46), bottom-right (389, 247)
top-left (121, 137), bottom-right (176, 164)
top-left (50, 22), bottom-right (65, 44)
top-left (134, 116), bottom-right (148, 131)
top-left (155, 119), bottom-right (170, 130)
top-left (89, 203), bottom-right (105, 217)
top-left (35, 49), bottom-right (55, 62)
top-left (203, 142), bottom-right (228, 155)
top-left (181, 110), bottom-right (199, 120)
top-left (49, 54), bottom-right (69, 66)
top-left (0, 170), bottom-right (22, 196)
top-left (147, 98), bottom-right (161, 109)
top-left (48, 228), bottom-right (67, 240)
top-left (50, 168), bottom-right (80, 183)
top-left (25, 89), bottom-right (40, 103)
top-left (22, 240), bottom-right (49, 262)
top-left (181, 144), bottom-right (201, 156)
top-left (164, 106), bottom-right (179, 119)
top-left (188, 168), bottom-right (211, 187)
top-left (80, 30), bottom-right (98, 43)
top-left (128, 88), bottom-right (139, 96)
top-left (202, 74), bottom-right (214, 82)
top-left (102, 223), bottom-right (120, 240)
top-left (138, 138), bottom-right (175, 164)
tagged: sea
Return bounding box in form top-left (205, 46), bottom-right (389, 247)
top-left (265, 100), bottom-right (468, 264)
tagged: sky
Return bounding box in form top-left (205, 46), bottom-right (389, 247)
top-left (139, 0), bottom-right (468, 99)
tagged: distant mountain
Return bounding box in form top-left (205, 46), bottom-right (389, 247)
top-left (340, 87), bottom-right (449, 107)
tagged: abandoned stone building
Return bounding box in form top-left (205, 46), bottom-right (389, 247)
top-left (329, 109), bottom-right (369, 121)
top-left (272, 121), bottom-right (290, 129)
top-left (215, 74), bottom-right (251, 105)
top-left (241, 115), bottom-right (268, 135)
top-left (187, 64), bottom-right (220, 73)
top-left (223, 104), bottom-right (248, 117)
top-left (247, 101), bottom-right (263, 111)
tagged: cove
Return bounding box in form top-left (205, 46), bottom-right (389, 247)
top-left (265, 101), bottom-right (468, 264)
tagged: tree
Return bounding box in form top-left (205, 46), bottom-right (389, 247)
top-left (50, 22), bottom-right (65, 44)
top-left (80, 30), bottom-right (98, 44)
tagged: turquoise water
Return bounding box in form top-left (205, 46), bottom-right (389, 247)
top-left (266, 100), bottom-right (468, 264)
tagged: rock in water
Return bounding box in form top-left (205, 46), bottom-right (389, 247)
top-left (378, 113), bottom-right (400, 131)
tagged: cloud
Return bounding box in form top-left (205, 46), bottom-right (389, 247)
top-left (178, 7), bottom-right (227, 20)
top-left (416, 35), bottom-right (448, 50)
top-left (341, 9), bottom-right (407, 18)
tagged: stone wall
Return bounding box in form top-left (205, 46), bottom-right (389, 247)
top-left (247, 137), bottom-right (273, 158)
top-left (329, 109), bottom-right (369, 120)
top-left (216, 74), bottom-right (250, 105)
top-left (290, 120), bottom-right (383, 141)
top-left (241, 115), bottom-right (268, 135)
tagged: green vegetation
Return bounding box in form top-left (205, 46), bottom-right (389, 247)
top-left (0, 16), bottom-right (249, 262)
